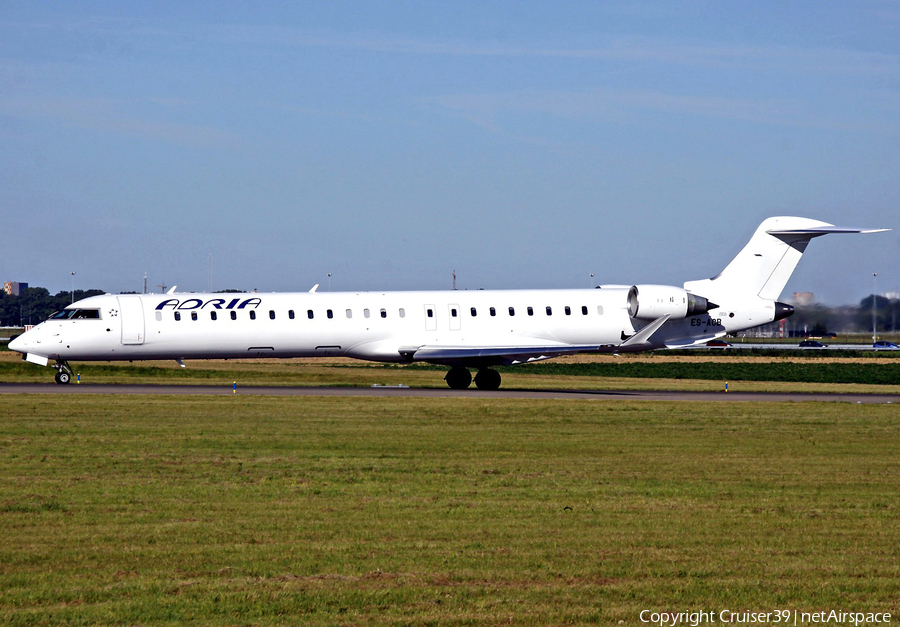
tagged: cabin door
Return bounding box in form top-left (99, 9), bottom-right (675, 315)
top-left (117, 296), bottom-right (145, 345)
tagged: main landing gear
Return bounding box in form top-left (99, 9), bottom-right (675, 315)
top-left (445, 366), bottom-right (502, 391)
top-left (53, 360), bottom-right (73, 385)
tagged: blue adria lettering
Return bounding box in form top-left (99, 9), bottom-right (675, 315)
top-left (155, 298), bottom-right (262, 311)
top-left (237, 298), bottom-right (262, 309)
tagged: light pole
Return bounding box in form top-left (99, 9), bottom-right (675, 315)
top-left (590, 273), bottom-right (594, 288)
top-left (70, 272), bottom-right (76, 304)
top-left (327, 273), bottom-right (332, 292)
top-left (873, 273), bottom-right (878, 344)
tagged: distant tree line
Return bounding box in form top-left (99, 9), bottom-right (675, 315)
top-left (0, 286), bottom-right (249, 326)
top-left (1, 285), bottom-right (898, 335)
top-left (759, 295), bottom-right (900, 337)
top-left (0, 287), bottom-right (106, 326)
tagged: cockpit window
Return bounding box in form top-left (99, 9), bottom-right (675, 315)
top-left (50, 308), bottom-right (101, 320)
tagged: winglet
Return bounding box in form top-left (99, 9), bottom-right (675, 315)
top-left (621, 314), bottom-right (670, 347)
top-left (309, 284), bottom-right (319, 293)
top-left (167, 285), bottom-right (177, 294)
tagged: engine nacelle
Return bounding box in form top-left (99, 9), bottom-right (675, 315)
top-left (627, 285), bottom-right (716, 320)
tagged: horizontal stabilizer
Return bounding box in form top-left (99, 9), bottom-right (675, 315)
top-left (768, 226), bottom-right (889, 237)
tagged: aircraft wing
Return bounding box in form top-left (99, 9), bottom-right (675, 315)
top-left (406, 343), bottom-right (618, 366)
top-left (663, 334), bottom-right (724, 349)
top-left (405, 314), bottom-right (672, 366)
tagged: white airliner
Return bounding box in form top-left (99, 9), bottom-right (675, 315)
top-left (9, 217), bottom-right (887, 389)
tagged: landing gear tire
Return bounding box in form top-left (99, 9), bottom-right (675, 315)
top-left (445, 367), bottom-right (472, 390)
top-left (53, 360), bottom-right (73, 385)
top-left (474, 368), bottom-right (502, 391)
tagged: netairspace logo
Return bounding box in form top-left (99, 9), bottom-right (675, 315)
top-left (640, 609), bottom-right (891, 626)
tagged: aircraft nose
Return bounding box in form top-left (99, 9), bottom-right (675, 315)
top-left (8, 334), bottom-right (25, 353)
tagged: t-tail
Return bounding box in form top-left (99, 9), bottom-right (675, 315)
top-left (683, 216), bottom-right (888, 332)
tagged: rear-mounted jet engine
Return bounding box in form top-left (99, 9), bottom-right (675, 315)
top-left (627, 285), bottom-right (717, 320)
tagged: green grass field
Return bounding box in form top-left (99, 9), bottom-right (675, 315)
top-left (2, 395), bottom-right (899, 625)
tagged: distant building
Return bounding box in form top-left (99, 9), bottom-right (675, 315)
top-left (3, 281), bottom-right (27, 296)
top-left (792, 292), bottom-right (814, 307)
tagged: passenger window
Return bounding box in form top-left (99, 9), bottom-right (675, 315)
top-left (174, 312), bottom-right (181, 321)
top-left (191, 311), bottom-right (198, 321)
top-left (211, 311), bottom-right (217, 321)
top-left (155, 311), bottom-right (162, 322)
top-left (346, 309), bottom-right (352, 318)
top-left (250, 311), bottom-right (256, 320)
top-left (546, 306), bottom-right (552, 316)
top-left (527, 306), bottom-right (533, 316)
top-left (269, 310), bottom-right (275, 320)
top-left (364, 308), bottom-right (371, 318)
top-left (508, 307), bottom-right (515, 316)
top-left (597, 306), bottom-right (604, 315)
top-left (426, 309), bottom-right (433, 318)
top-left (307, 310), bottom-right (314, 319)
top-left (581, 306), bottom-right (588, 315)
top-left (289, 310), bottom-right (295, 320)
top-left (327, 309), bottom-right (334, 319)
top-left (399, 308), bottom-right (405, 318)
top-left (490, 307), bottom-right (496, 317)
top-left (451, 308), bottom-right (458, 317)
top-left (230, 311), bottom-right (237, 320)
top-left (565, 306), bottom-right (571, 315)
top-left (470, 307), bottom-right (477, 317)
top-left (380, 309), bottom-right (387, 318)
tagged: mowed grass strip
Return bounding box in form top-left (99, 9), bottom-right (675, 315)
top-left (2, 355), bottom-right (900, 393)
top-left (1, 396), bottom-right (899, 625)
top-left (502, 360), bottom-right (900, 385)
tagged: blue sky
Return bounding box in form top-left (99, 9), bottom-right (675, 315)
top-left (1, 2), bottom-right (897, 303)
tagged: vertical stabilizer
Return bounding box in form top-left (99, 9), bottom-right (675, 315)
top-left (684, 217), bottom-right (887, 302)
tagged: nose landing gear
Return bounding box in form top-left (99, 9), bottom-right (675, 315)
top-left (53, 360), bottom-right (73, 385)
top-left (444, 367), bottom-right (502, 390)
